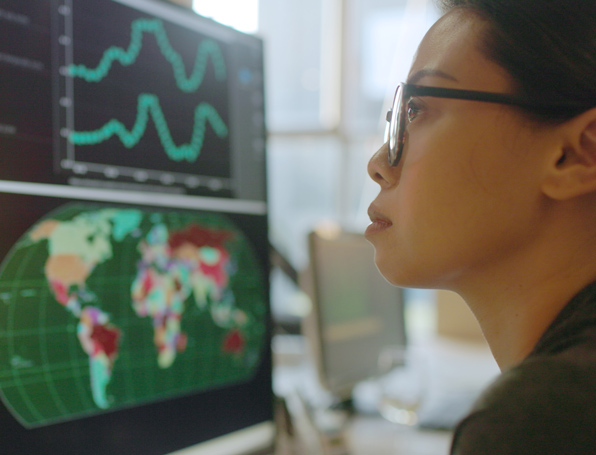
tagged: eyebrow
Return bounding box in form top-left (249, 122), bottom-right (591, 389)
top-left (406, 69), bottom-right (459, 85)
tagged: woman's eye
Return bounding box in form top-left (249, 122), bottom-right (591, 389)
top-left (406, 99), bottom-right (421, 122)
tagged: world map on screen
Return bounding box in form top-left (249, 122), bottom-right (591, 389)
top-left (0, 204), bottom-right (267, 427)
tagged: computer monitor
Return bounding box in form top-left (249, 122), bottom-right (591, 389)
top-left (0, 1), bottom-right (273, 454)
top-left (302, 229), bottom-right (407, 401)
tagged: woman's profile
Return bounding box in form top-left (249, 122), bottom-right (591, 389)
top-left (365, 0), bottom-right (596, 453)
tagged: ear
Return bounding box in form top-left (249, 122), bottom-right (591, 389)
top-left (541, 108), bottom-right (596, 201)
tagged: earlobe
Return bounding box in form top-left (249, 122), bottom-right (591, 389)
top-left (541, 112), bottom-right (596, 200)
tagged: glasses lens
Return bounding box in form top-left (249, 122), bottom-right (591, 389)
top-left (384, 110), bottom-right (391, 144)
top-left (387, 85), bottom-right (402, 166)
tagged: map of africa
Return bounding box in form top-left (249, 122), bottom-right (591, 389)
top-left (0, 204), bottom-right (267, 427)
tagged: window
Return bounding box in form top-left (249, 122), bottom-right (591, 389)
top-left (193, 0), bottom-right (259, 33)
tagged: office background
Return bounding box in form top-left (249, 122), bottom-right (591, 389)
top-left (189, 0), bottom-right (442, 332)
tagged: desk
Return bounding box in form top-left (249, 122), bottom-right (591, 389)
top-left (346, 414), bottom-right (451, 455)
top-left (274, 399), bottom-right (452, 455)
top-left (273, 334), bottom-right (498, 455)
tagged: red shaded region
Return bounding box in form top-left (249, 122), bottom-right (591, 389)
top-left (141, 270), bottom-right (154, 297)
top-left (222, 328), bottom-right (245, 354)
top-left (168, 224), bottom-right (233, 250)
top-left (50, 280), bottom-right (69, 305)
top-left (199, 250), bottom-right (228, 287)
top-left (91, 323), bottom-right (121, 360)
top-left (174, 277), bottom-right (182, 292)
top-left (177, 333), bottom-right (188, 352)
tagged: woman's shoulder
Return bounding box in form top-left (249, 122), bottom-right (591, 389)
top-left (450, 353), bottom-right (596, 454)
top-left (477, 350), bottom-right (596, 407)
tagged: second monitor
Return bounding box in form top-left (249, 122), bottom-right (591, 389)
top-left (303, 229), bottom-right (407, 401)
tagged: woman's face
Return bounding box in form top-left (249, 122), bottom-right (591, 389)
top-left (366, 9), bottom-right (557, 290)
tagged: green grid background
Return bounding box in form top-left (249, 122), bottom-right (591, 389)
top-left (0, 203), bottom-right (267, 427)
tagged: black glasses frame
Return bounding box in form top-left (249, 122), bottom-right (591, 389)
top-left (384, 83), bottom-right (541, 166)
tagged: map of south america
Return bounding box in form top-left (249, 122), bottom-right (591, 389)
top-left (0, 205), bottom-right (266, 426)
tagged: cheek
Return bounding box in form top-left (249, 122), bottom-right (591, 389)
top-left (398, 136), bottom-right (476, 231)
top-left (372, 164), bottom-right (467, 286)
top-left (405, 111), bottom-right (530, 218)
top-left (374, 123), bottom-right (532, 287)
top-left (370, 104), bottom-right (549, 288)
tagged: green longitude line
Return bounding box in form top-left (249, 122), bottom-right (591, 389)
top-left (69, 94), bottom-right (228, 162)
top-left (38, 290), bottom-right (71, 417)
top-left (5, 244), bottom-right (46, 423)
top-left (68, 18), bottom-right (226, 92)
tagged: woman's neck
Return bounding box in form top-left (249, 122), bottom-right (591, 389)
top-left (454, 224), bottom-right (596, 371)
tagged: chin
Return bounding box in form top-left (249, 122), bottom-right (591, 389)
top-left (373, 256), bottom-right (435, 289)
top-left (372, 255), bottom-right (408, 287)
top-left (370, 236), bottom-right (425, 286)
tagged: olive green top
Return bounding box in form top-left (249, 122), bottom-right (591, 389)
top-left (451, 281), bottom-right (596, 454)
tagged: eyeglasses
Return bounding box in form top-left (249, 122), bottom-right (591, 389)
top-left (384, 83), bottom-right (541, 166)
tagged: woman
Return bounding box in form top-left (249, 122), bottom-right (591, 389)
top-left (365, 0), bottom-right (596, 453)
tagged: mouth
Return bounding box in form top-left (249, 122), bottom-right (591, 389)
top-left (365, 205), bottom-right (392, 236)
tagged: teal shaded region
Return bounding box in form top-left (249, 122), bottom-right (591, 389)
top-left (68, 18), bottom-right (226, 92)
top-left (68, 94), bottom-right (228, 162)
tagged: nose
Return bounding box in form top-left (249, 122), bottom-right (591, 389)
top-left (368, 142), bottom-right (396, 187)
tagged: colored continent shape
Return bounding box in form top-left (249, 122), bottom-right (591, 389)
top-left (29, 209), bottom-right (142, 408)
top-left (131, 223), bottom-right (248, 369)
top-left (0, 205), bottom-right (265, 424)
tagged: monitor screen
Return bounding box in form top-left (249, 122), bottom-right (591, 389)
top-left (303, 230), bottom-right (406, 400)
top-left (0, 1), bottom-right (273, 454)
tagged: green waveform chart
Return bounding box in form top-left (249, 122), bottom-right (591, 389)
top-left (68, 18), bottom-right (227, 93)
top-left (69, 94), bottom-right (229, 163)
top-left (58, 6), bottom-right (233, 182)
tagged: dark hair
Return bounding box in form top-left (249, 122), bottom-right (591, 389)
top-left (438, 0), bottom-right (596, 122)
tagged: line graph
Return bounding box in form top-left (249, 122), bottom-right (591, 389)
top-left (68, 18), bottom-right (226, 93)
top-left (55, 0), bottom-right (234, 191)
top-left (69, 94), bottom-right (228, 163)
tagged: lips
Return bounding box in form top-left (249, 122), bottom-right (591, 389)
top-left (365, 205), bottom-right (392, 235)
